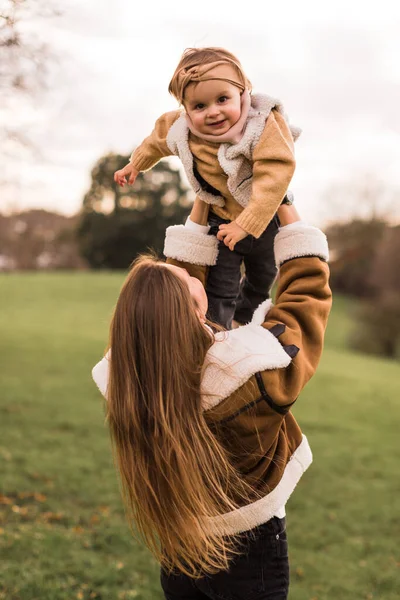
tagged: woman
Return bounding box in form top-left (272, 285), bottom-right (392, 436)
top-left (92, 204), bottom-right (331, 599)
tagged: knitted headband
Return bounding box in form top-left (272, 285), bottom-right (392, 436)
top-left (170, 60), bottom-right (249, 104)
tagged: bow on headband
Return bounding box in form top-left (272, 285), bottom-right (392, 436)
top-left (172, 60), bottom-right (248, 104)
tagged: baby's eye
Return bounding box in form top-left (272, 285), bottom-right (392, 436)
top-left (195, 103), bottom-right (205, 110)
top-left (218, 96), bottom-right (228, 103)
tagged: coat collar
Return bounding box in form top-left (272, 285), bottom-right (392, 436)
top-left (92, 299), bottom-right (292, 410)
top-left (201, 299), bottom-right (292, 410)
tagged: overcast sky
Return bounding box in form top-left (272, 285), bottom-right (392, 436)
top-left (2, 0), bottom-right (400, 224)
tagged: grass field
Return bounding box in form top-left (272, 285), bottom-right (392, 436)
top-left (1, 273), bottom-right (399, 600)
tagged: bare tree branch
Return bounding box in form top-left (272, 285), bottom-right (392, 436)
top-left (0, 0), bottom-right (61, 179)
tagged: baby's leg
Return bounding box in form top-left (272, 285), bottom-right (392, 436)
top-left (206, 214), bottom-right (247, 329)
top-left (234, 216), bottom-right (280, 325)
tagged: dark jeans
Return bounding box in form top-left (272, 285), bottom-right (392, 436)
top-left (206, 213), bottom-right (279, 329)
top-left (160, 516), bottom-right (289, 600)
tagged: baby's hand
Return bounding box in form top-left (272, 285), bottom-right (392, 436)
top-left (217, 222), bottom-right (248, 251)
top-left (114, 164), bottom-right (139, 187)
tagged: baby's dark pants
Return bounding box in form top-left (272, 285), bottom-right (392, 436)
top-left (160, 516), bottom-right (289, 600)
top-left (206, 212), bottom-right (279, 329)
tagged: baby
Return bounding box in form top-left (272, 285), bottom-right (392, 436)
top-left (115, 47), bottom-right (300, 329)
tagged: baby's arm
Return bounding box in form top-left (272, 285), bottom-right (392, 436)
top-left (114, 110), bottom-right (181, 188)
top-left (234, 110), bottom-right (296, 238)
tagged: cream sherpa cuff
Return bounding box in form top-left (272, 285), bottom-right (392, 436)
top-left (274, 222), bottom-right (329, 267)
top-left (164, 225), bottom-right (219, 266)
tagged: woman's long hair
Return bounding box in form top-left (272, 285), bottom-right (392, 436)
top-left (107, 255), bottom-right (258, 577)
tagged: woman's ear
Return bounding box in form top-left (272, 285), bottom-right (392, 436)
top-left (193, 301), bottom-right (205, 324)
top-left (196, 307), bottom-right (206, 324)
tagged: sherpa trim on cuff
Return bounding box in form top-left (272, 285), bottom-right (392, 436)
top-left (274, 222), bottom-right (329, 268)
top-left (164, 225), bottom-right (219, 266)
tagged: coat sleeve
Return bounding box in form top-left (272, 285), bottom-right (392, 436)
top-left (235, 110), bottom-right (296, 239)
top-left (163, 217), bottom-right (219, 287)
top-left (258, 222), bottom-right (332, 406)
top-left (129, 110), bottom-right (181, 172)
top-left (163, 220), bottom-right (331, 409)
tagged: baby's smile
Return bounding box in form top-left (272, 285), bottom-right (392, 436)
top-left (183, 77), bottom-right (242, 137)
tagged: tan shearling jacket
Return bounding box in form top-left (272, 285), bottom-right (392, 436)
top-left (129, 94), bottom-right (299, 238)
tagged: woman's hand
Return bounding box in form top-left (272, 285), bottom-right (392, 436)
top-left (114, 164), bottom-right (139, 187)
top-left (217, 221), bottom-right (248, 251)
top-left (276, 203), bottom-right (301, 226)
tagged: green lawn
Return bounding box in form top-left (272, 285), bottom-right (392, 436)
top-left (1, 273), bottom-right (399, 600)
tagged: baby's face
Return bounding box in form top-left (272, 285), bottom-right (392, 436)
top-left (183, 78), bottom-right (242, 136)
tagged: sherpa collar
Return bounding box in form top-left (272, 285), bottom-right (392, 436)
top-left (201, 298), bottom-right (291, 410)
top-left (91, 298), bottom-right (291, 408)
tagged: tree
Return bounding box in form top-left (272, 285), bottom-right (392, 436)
top-left (1, 0), bottom-right (59, 167)
top-left (322, 175), bottom-right (399, 224)
top-left (323, 176), bottom-right (399, 298)
top-left (326, 218), bottom-right (388, 298)
top-left (350, 226), bottom-right (400, 359)
top-left (370, 225), bottom-right (400, 296)
top-left (0, 209), bottom-right (84, 270)
top-left (77, 154), bottom-right (192, 268)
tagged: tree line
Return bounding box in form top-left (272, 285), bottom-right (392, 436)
top-left (1, 152), bottom-right (399, 360)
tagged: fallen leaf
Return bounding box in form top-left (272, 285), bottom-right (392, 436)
top-left (30, 473), bottom-right (54, 484)
top-left (42, 511), bottom-right (64, 522)
top-left (33, 493), bottom-right (47, 502)
top-left (0, 495), bottom-right (12, 505)
top-left (90, 514), bottom-right (100, 524)
top-left (97, 505), bottom-right (110, 516)
top-left (72, 526), bottom-right (85, 534)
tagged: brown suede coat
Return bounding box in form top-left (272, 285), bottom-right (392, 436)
top-left (92, 223), bottom-right (332, 533)
top-left (166, 254), bottom-right (331, 508)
